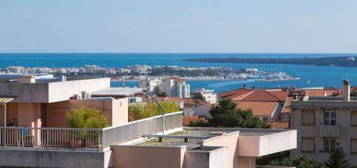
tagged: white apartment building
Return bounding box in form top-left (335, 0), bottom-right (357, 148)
top-left (161, 77), bottom-right (190, 98)
top-left (140, 77), bottom-right (190, 98)
top-left (195, 88), bottom-right (217, 104)
top-left (139, 77), bottom-right (162, 92)
top-left (291, 80), bottom-right (357, 166)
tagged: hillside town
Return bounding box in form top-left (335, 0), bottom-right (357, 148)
top-left (0, 73), bottom-right (356, 167)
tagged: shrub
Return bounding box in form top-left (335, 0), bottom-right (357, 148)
top-left (129, 101), bottom-right (180, 121)
top-left (66, 108), bottom-right (108, 129)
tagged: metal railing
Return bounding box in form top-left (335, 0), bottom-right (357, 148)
top-left (0, 111), bottom-right (183, 149)
top-left (0, 127), bottom-right (102, 148)
top-left (101, 111), bottom-right (182, 146)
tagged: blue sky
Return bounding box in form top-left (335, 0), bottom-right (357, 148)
top-left (0, 0), bottom-right (356, 53)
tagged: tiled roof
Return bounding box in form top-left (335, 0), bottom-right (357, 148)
top-left (304, 89), bottom-right (340, 97)
top-left (270, 121), bottom-right (289, 129)
top-left (220, 88), bottom-right (288, 102)
top-left (170, 77), bottom-right (185, 82)
top-left (235, 101), bottom-right (279, 116)
top-left (219, 88), bottom-right (252, 99)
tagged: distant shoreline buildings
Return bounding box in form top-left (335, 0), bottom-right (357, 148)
top-left (0, 65), bottom-right (300, 82)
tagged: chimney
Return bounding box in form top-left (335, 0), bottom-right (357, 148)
top-left (343, 79), bottom-right (350, 102)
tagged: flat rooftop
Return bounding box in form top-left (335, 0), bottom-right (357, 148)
top-left (139, 128), bottom-right (237, 148)
top-left (138, 127), bottom-right (290, 148)
top-left (291, 96), bottom-right (357, 109)
top-left (91, 87), bottom-right (143, 97)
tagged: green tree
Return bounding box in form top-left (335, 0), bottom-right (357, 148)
top-left (129, 101), bottom-right (180, 121)
top-left (200, 99), bottom-right (270, 128)
top-left (66, 108), bottom-right (108, 128)
top-left (269, 156), bottom-right (326, 168)
top-left (325, 143), bottom-right (350, 168)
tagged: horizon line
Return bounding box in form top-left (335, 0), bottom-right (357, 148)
top-left (0, 52), bottom-right (357, 55)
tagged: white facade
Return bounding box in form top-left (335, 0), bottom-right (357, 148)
top-left (139, 78), bottom-right (162, 92)
top-left (140, 77), bottom-right (190, 98)
top-left (161, 77), bottom-right (190, 98)
top-left (195, 88), bottom-right (217, 104)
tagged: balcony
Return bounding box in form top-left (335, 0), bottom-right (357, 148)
top-left (0, 111), bottom-right (183, 149)
top-left (318, 124), bottom-right (340, 137)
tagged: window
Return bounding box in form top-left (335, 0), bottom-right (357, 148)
top-left (351, 139), bottom-right (357, 154)
top-left (323, 110), bottom-right (336, 125)
top-left (301, 109), bottom-right (315, 125)
top-left (262, 117), bottom-right (269, 121)
top-left (323, 138), bottom-right (336, 153)
top-left (301, 137), bottom-right (315, 152)
top-left (351, 111), bottom-right (357, 126)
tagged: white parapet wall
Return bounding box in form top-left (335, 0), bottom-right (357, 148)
top-left (238, 129), bottom-right (297, 157)
top-left (0, 78), bottom-right (110, 103)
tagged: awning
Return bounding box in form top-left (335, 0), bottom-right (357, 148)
top-left (0, 97), bottom-right (14, 104)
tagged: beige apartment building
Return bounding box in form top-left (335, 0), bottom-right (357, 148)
top-left (291, 80), bottom-right (357, 166)
top-left (0, 76), bottom-right (129, 128)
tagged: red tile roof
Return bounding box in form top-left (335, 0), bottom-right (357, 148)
top-left (220, 88), bottom-right (288, 102)
top-left (270, 121), bottom-right (289, 129)
top-left (219, 88), bottom-right (252, 99)
top-left (235, 101), bottom-right (279, 116)
top-left (304, 89), bottom-right (340, 97)
top-left (170, 77), bottom-right (185, 82)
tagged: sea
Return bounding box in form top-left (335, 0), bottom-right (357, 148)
top-left (1, 53), bottom-right (357, 93)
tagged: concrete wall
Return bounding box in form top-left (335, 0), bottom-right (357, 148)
top-left (112, 145), bottom-right (186, 168)
top-left (0, 103), bottom-right (42, 127)
top-left (201, 132), bottom-right (240, 168)
top-left (237, 157), bottom-right (256, 168)
top-left (183, 147), bottom-right (228, 168)
top-left (48, 78), bottom-right (110, 103)
top-left (0, 82), bottom-right (49, 103)
top-left (291, 108), bottom-right (357, 166)
top-left (238, 130), bottom-right (297, 157)
top-left (0, 148), bottom-right (111, 168)
top-left (47, 98), bottom-right (128, 127)
top-left (1, 97), bottom-right (128, 128)
top-left (0, 78), bottom-right (110, 103)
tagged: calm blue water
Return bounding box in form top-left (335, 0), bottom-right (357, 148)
top-left (1, 53), bottom-right (357, 93)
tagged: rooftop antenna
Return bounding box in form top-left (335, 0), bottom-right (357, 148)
top-left (143, 89), bottom-right (166, 135)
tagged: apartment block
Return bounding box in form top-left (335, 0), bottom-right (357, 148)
top-left (291, 80), bottom-right (357, 166)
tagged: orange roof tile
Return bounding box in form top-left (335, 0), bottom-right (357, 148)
top-left (235, 101), bottom-right (278, 116)
top-left (170, 77), bottom-right (185, 82)
top-left (304, 89), bottom-right (340, 97)
top-left (182, 116), bottom-right (207, 126)
top-left (220, 88), bottom-right (288, 102)
top-left (270, 121), bottom-right (289, 129)
top-left (219, 88), bottom-right (252, 99)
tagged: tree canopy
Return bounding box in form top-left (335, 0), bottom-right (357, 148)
top-left (129, 101), bottom-right (180, 121)
top-left (66, 108), bottom-right (108, 129)
top-left (325, 143), bottom-right (350, 168)
top-left (269, 156), bottom-right (326, 168)
top-left (190, 99), bottom-right (270, 128)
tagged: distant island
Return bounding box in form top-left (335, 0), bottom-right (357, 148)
top-left (184, 56), bottom-right (357, 67)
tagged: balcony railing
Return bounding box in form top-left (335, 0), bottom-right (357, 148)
top-left (0, 111), bottom-right (183, 149)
